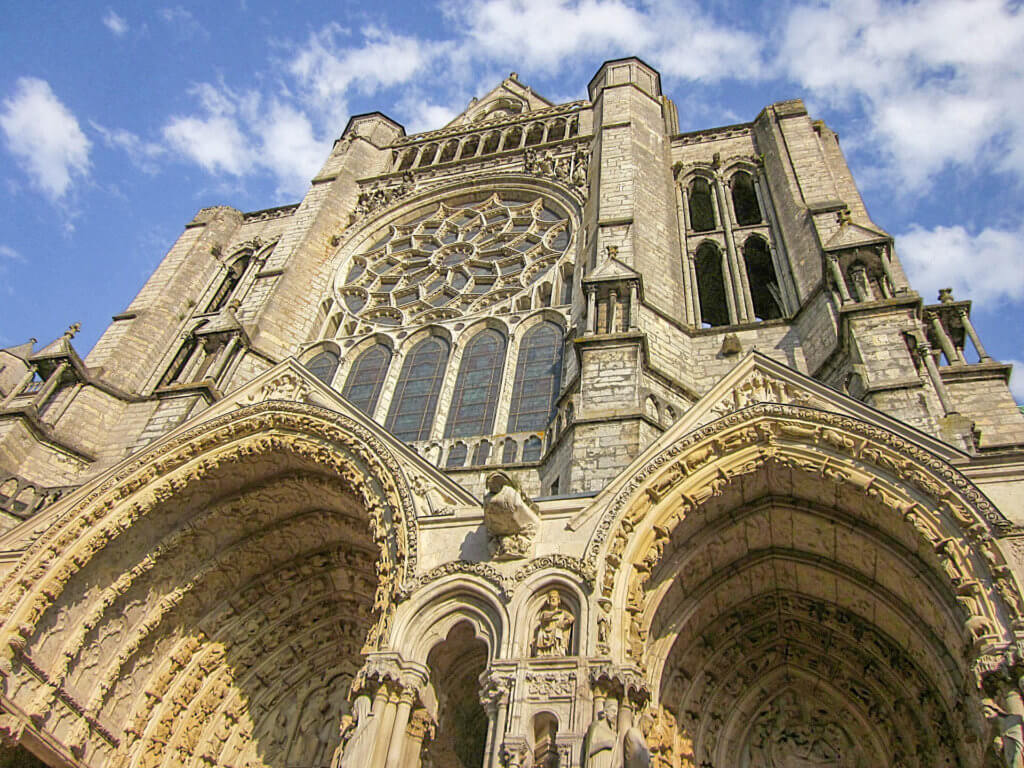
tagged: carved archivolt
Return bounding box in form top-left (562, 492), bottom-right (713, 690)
top-left (591, 404), bottom-right (1019, 651)
top-left (0, 401), bottom-right (424, 768)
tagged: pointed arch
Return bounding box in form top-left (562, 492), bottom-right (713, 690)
top-left (341, 343), bottom-right (392, 416)
top-left (587, 403), bottom-right (1017, 768)
top-left (507, 321), bottom-right (563, 433)
top-left (386, 335), bottom-right (449, 442)
top-left (742, 234), bottom-right (783, 320)
top-left (694, 241), bottom-right (729, 327)
top-left (0, 400), bottom-right (422, 768)
top-left (444, 328), bottom-right (506, 438)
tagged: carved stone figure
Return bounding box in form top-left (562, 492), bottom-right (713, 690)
top-left (624, 717), bottom-right (652, 768)
top-left (483, 471), bottom-right (541, 560)
top-left (985, 699), bottom-right (1024, 768)
top-left (583, 699), bottom-right (618, 768)
top-left (532, 589), bottom-right (575, 657)
top-left (334, 694), bottom-right (374, 768)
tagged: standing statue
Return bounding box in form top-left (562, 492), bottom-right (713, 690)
top-left (984, 699), bottom-right (1024, 768)
top-left (583, 699), bottom-right (618, 768)
top-left (623, 715), bottom-right (652, 768)
top-left (532, 590), bottom-right (575, 657)
top-left (483, 471), bottom-right (541, 560)
top-left (333, 694), bottom-right (375, 768)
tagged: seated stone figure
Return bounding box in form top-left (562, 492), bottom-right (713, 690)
top-left (532, 589), bottom-right (575, 657)
top-left (483, 471), bottom-right (541, 560)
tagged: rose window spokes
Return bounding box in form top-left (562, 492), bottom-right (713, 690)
top-left (336, 193), bottom-right (572, 326)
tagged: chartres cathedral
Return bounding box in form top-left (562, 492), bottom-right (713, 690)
top-left (3, 57), bottom-right (1024, 768)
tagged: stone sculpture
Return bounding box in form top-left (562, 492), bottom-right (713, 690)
top-left (985, 699), bottom-right (1024, 768)
top-left (334, 694), bottom-right (374, 768)
top-left (532, 589), bottom-right (575, 657)
top-left (623, 716), bottom-right (652, 768)
top-left (583, 699), bottom-right (618, 768)
top-left (483, 471), bottom-right (541, 560)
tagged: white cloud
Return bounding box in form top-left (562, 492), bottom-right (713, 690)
top-left (163, 114), bottom-right (251, 176)
top-left (159, 6), bottom-right (208, 39)
top-left (778, 0), bottom-right (1024, 188)
top-left (103, 9), bottom-right (128, 37)
top-left (896, 223), bottom-right (1024, 305)
top-left (254, 103), bottom-right (330, 194)
top-left (91, 122), bottom-right (164, 173)
top-left (450, 0), bottom-right (760, 81)
top-left (0, 78), bottom-right (91, 200)
top-left (1008, 359), bottom-right (1024, 404)
top-left (290, 24), bottom-right (445, 117)
top-left (0, 245), bottom-right (22, 297)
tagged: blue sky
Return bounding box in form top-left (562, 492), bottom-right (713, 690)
top-left (1, 0), bottom-right (1022, 400)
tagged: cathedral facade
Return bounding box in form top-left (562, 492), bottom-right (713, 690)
top-left (1, 57), bottom-right (1023, 768)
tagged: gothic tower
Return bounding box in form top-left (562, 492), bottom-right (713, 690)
top-left (0, 58), bottom-right (1023, 768)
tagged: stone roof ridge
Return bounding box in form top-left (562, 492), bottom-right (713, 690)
top-left (823, 218), bottom-right (890, 251)
top-left (583, 255), bottom-right (640, 283)
top-left (1, 338), bottom-right (37, 360)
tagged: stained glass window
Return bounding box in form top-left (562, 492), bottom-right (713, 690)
top-left (507, 322), bottom-right (563, 433)
top-left (306, 351), bottom-right (340, 386)
top-left (341, 344), bottom-right (391, 415)
top-left (444, 329), bottom-right (506, 438)
top-left (386, 336), bottom-right (449, 441)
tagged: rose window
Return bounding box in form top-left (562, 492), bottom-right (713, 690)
top-left (335, 193), bottom-right (572, 326)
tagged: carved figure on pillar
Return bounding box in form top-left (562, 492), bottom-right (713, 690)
top-left (483, 471), bottom-right (541, 560)
top-left (985, 698), bottom-right (1024, 768)
top-left (624, 713), bottom-right (652, 768)
top-left (583, 698), bottom-right (618, 768)
top-left (532, 589), bottom-right (575, 657)
top-left (333, 694), bottom-right (374, 768)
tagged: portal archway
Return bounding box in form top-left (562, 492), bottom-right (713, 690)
top-left (591, 404), bottom-right (1021, 768)
top-left (0, 401), bottom-right (417, 768)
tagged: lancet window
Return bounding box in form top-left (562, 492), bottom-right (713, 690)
top-left (742, 235), bottom-right (783, 320)
top-left (340, 344), bottom-right (391, 415)
top-left (306, 350), bottom-right (339, 386)
top-left (445, 329), bottom-right (506, 438)
top-left (695, 242), bottom-right (730, 327)
top-left (508, 321), bottom-right (563, 433)
top-left (385, 336), bottom-right (449, 441)
top-left (688, 178), bottom-right (716, 232)
top-left (730, 171), bottom-right (762, 226)
top-left (206, 252), bottom-right (251, 313)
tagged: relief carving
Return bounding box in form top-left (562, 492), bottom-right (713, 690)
top-left (531, 590), bottom-right (574, 657)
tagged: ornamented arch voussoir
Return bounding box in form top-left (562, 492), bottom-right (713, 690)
top-left (0, 400), bottom-right (421, 649)
top-left (588, 403), bottom-right (1022, 646)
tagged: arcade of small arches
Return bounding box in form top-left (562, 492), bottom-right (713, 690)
top-left (301, 314), bottom-right (566, 463)
top-left (2, 396), bottom-right (1022, 768)
top-left (390, 113), bottom-right (581, 173)
top-left (677, 165), bottom-right (796, 328)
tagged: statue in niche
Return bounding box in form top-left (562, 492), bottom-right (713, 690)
top-left (333, 693), bottom-right (374, 768)
top-left (532, 589), bottom-right (575, 657)
top-left (583, 698), bottom-right (618, 768)
top-left (483, 471), bottom-right (541, 560)
top-left (984, 699), bottom-right (1024, 768)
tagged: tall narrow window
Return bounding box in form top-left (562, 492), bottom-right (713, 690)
top-left (206, 254), bottom-right (251, 313)
top-left (508, 322), bottom-right (563, 433)
top-left (695, 243), bottom-right (729, 327)
top-left (445, 329), bottom-right (505, 438)
top-left (688, 178), bottom-right (716, 232)
top-left (386, 336), bottom-right (449, 441)
top-left (161, 337), bottom-right (198, 386)
top-left (731, 171), bottom-right (762, 226)
top-left (342, 344), bottom-right (392, 415)
top-left (743, 236), bottom-right (783, 321)
top-left (306, 350), bottom-right (339, 386)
